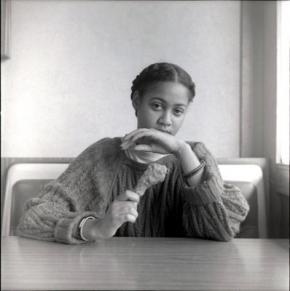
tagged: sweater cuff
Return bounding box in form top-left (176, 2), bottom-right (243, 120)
top-left (54, 212), bottom-right (99, 244)
top-left (182, 175), bottom-right (224, 206)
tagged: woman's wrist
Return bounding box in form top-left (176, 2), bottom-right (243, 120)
top-left (174, 140), bottom-right (191, 158)
top-left (175, 141), bottom-right (204, 185)
top-left (81, 217), bottom-right (107, 241)
top-left (175, 141), bottom-right (199, 166)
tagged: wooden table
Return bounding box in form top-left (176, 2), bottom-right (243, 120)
top-left (1, 236), bottom-right (289, 290)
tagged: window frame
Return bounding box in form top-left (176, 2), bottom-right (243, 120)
top-left (276, 0), bottom-right (289, 166)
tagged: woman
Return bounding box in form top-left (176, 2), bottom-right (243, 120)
top-left (17, 62), bottom-right (249, 244)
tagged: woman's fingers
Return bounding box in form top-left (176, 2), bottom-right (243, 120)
top-left (125, 129), bottom-right (166, 154)
top-left (112, 201), bottom-right (138, 214)
top-left (133, 143), bottom-right (168, 154)
top-left (123, 128), bottom-right (150, 142)
top-left (122, 128), bottom-right (176, 154)
top-left (128, 129), bottom-right (161, 146)
top-left (129, 131), bottom-right (154, 145)
top-left (133, 144), bottom-right (153, 152)
top-left (123, 214), bottom-right (137, 223)
top-left (126, 206), bottom-right (138, 218)
top-left (113, 203), bottom-right (139, 225)
top-left (122, 129), bottom-right (154, 148)
top-left (113, 202), bottom-right (138, 215)
top-left (121, 130), bottom-right (149, 150)
top-left (103, 198), bottom-right (140, 236)
top-left (117, 190), bottom-right (140, 202)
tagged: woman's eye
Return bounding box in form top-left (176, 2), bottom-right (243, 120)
top-left (174, 108), bottom-right (184, 116)
top-left (151, 103), bottom-right (162, 110)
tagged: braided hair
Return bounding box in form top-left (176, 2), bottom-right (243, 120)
top-left (130, 63), bottom-right (195, 102)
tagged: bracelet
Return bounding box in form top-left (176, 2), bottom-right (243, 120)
top-left (79, 216), bottom-right (96, 241)
top-left (183, 160), bottom-right (206, 180)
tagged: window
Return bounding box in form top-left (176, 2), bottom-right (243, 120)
top-left (276, 1), bottom-right (290, 165)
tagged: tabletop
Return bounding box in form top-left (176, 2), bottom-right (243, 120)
top-left (1, 236), bottom-right (289, 290)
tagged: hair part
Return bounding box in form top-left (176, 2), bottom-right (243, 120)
top-left (130, 62), bottom-right (196, 102)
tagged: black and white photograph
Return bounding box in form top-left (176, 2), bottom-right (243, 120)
top-left (1, 0), bottom-right (289, 290)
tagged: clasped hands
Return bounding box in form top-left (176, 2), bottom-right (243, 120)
top-left (121, 128), bottom-right (187, 156)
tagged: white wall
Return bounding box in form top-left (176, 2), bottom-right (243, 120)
top-left (1, 0), bottom-right (241, 158)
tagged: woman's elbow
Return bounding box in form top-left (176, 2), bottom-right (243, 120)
top-left (216, 232), bottom-right (234, 242)
top-left (209, 226), bottom-right (236, 242)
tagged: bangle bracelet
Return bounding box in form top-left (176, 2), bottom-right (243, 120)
top-left (183, 160), bottom-right (206, 180)
top-left (79, 216), bottom-right (96, 241)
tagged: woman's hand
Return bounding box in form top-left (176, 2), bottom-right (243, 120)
top-left (121, 128), bottom-right (186, 156)
top-left (100, 190), bottom-right (140, 238)
top-left (82, 190), bottom-right (140, 240)
top-left (121, 128), bottom-right (204, 189)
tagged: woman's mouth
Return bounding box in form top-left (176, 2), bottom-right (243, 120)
top-left (157, 128), bottom-right (172, 135)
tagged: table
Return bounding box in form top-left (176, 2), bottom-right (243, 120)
top-left (1, 237), bottom-right (289, 290)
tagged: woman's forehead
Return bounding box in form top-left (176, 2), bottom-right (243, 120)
top-left (143, 82), bottom-right (190, 105)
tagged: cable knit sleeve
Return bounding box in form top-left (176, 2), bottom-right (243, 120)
top-left (180, 142), bottom-right (250, 241)
top-left (16, 139), bottom-right (112, 244)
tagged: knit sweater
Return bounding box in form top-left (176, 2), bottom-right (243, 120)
top-left (16, 137), bottom-right (249, 244)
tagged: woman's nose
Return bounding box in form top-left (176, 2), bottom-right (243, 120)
top-left (158, 111), bottom-right (172, 126)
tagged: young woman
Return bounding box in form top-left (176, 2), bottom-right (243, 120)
top-left (17, 63), bottom-right (249, 244)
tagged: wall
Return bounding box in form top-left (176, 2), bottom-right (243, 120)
top-left (1, 0), bottom-right (241, 158)
top-left (240, 1), bottom-right (265, 158)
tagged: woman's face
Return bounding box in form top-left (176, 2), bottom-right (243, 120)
top-left (133, 81), bottom-right (190, 136)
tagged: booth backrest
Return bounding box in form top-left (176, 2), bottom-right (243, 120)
top-left (2, 161), bottom-right (267, 238)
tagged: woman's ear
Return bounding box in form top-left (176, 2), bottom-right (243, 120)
top-left (132, 91), bottom-right (141, 116)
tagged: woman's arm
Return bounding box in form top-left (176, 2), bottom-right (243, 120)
top-left (175, 141), bottom-right (205, 187)
top-left (179, 142), bottom-right (249, 241)
top-left (121, 130), bottom-right (249, 240)
top-left (16, 139), bottom-right (112, 244)
top-left (16, 180), bottom-right (100, 244)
